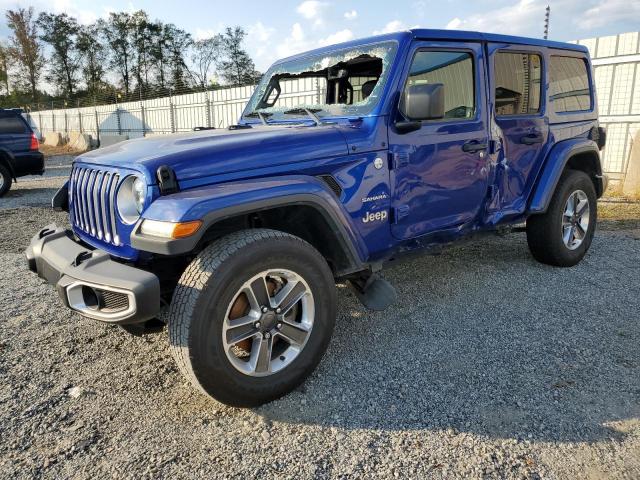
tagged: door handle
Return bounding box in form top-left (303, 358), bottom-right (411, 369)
top-left (462, 141), bottom-right (488, 153)
top-left (520, 133), bottom-right (543, 145)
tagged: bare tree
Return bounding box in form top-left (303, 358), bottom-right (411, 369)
top-left (6, 7), bottom-right (43, 101)
top-left (191, 35), bottom-right (222, 88)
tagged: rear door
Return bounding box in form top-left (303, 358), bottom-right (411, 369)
top-left (488, 44), bottom-right (551, 217)
top-left (388, 41), bottom-right (491, 240)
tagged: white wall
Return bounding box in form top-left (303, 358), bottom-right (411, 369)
top-left (575, 32), bottom-right (640, 182)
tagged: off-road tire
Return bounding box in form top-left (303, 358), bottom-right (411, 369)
top-left (526, 169), bottom-right (597, 267)
top-left (0, 163), bottom-right (12, 197)
top-left (168, 228), bottom-right (336, 407)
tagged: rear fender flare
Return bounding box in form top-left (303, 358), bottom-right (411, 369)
top-left (528, 139), bottom-right (602, 214)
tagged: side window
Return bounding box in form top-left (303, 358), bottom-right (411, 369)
top-left (549, 56), bottom-right (591, 112)
top-left (0, 116), bottom-right (27, 134)
top-left (406, 51), bottom-right (475, 120)
top-left (494, 52), bottom-right (542, 116)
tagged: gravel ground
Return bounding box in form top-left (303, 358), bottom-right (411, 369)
top-left (1, 157), bottom-right (639, 479)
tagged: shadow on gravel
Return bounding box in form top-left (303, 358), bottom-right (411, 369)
top-left (3, 187), bottom-right (60, 198)
top-left (257, 234), bottom-right (640, 444)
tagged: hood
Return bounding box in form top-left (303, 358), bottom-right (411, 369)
top-left (76, 124), bottom-right (350, 186)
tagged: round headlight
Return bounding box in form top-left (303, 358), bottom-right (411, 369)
top-left (117, 175), bottom-right (146, 224)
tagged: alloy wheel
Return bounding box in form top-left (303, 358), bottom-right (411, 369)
top-left (562, 189), bottom-right (590, 250)
top-left (222, 269), bottom-right (314, 377)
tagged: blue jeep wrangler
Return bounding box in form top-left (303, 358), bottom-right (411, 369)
top-left (27, 30), bottom-right (607, 407)
top-left (0, 108), bottom-right (44, 197)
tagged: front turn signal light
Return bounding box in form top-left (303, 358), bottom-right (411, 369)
top-left (140, 219), bottom-right (202, 239)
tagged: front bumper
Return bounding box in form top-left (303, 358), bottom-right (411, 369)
top-left (26, 224), bottom-right (160, 324)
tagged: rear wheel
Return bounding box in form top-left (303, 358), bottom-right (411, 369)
top-left (0, 163), bottom-right (11, 197)
top-left (168, 229), bottom-right (336, 407)
top-left (526, 169), bottom-right (597, 267)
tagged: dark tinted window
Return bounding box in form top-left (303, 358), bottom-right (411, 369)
top-left (0, 115), bottom-right (27, 134)
top-left (406, 51), bottom-right (475, 120)
top-left (549, 56), bottom-right (591, 112)
top-left (494, 52), bottom-right (542, 116)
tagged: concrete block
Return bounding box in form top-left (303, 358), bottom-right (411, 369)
top-left (68, 131), bottom-right (92, 151)
top-left (99, 135), bottom-right (129, 148)
top-left (44, 132), bottom-right (63, 147)
top-left (623, 130), bottom-right (640, 197)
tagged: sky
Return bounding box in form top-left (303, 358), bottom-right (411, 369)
top-left (1, 0), bottom-right (639, 71)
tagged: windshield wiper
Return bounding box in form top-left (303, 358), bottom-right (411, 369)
top-left (244, 111), bottom-right (273, 125)
top-left (283, 108), bottom-right (323, 126)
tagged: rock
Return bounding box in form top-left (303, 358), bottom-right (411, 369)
top-left (44, 132), bottom-right (64, 146)
top-left (67, 131), bottom-right (92, 151)
top-left (68, 386), bottom-right (83, 399)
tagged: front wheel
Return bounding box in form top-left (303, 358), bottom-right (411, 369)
top-left (168, 229), bottom-right (337, 407)
top-left (526, 169), bottom-right (597, 267)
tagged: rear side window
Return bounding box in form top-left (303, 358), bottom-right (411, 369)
top-left (549, 56), bottom-right (591, 112)
top-left (494, 52), bottom-right (542, 116)
top-left (406, 50), bottom-right (475, 120)
top-left (0, 115), bottom-right (27, 134)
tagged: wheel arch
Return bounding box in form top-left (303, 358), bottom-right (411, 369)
top-left (131, 176), bottom-right (368, 277)
top-left (528, 139), bottom-right (604, 214)
top-left (196, 201), bottom-right (365, 276)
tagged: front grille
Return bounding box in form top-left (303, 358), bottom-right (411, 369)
top-left (70, 167), bottom-right (121, 245)
top-left (97, 289), bottom-right (130, 313)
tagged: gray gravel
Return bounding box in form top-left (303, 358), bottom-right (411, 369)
top-left (1, 158), bottom-right (639, 478)
top-left (0, 155), bottom-right (73, 209)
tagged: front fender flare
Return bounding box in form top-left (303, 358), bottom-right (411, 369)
top-left (130, 175), bottom-right (367, 270)
top-left (528, 139), bottom-right (601, 214)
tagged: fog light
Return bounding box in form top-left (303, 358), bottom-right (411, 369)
top-left (81, 286), bottom-right (101, 310)
top-left (140, 219), bottom-right (202, 239)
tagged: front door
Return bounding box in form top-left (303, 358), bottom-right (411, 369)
top-left (388, 42), bottom-right (490, 240)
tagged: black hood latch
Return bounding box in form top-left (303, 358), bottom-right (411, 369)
top-left (156, 165), bottom-right (179, 195)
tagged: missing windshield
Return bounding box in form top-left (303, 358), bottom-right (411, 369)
top-left (244, 41), bottom-right (398, 121)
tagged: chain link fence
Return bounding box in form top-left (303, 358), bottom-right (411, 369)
top-left (25, 85), bottom-right (258, 142)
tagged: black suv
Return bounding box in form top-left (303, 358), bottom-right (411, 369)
top-left (0, 109), bottom-right (44, 197)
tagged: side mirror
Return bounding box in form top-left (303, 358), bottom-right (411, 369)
top-left (399, 83), bottom-right (445, 121)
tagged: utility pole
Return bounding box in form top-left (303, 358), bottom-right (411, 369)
top-left (544, 5), bottom-right (550, 39)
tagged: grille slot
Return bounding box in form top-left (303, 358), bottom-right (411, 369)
top-left (70, 167), bottom-right (121, 246)
top-left (96, 289), bottom-right (129, 313)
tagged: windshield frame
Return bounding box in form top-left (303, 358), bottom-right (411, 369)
top-left (242, 40), bottom-right (400, 123)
